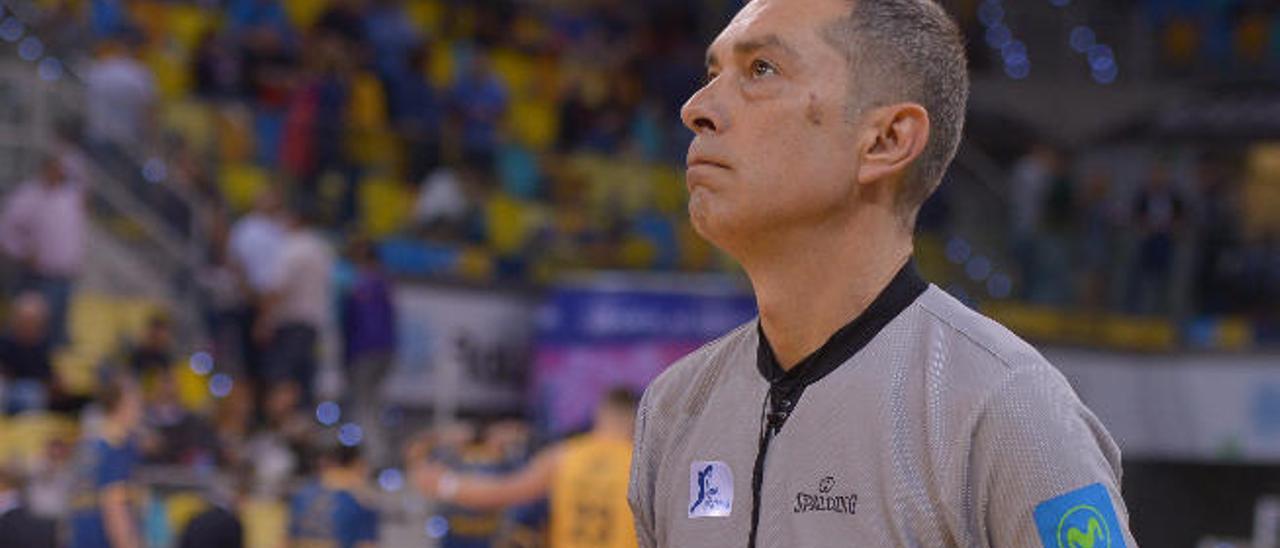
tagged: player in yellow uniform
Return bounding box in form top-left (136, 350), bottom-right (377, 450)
top-left (411, 388), bottom-right (639, 548)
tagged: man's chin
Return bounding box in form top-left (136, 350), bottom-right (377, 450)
top-left (688, 209), bottom-right (740, 254)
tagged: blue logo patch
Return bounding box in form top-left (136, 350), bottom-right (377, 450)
top-left (1034, 483), bottom-right (1125, 548)
top-left (688, 461), bottom-right (733, 518)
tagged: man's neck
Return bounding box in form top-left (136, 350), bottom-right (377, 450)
top-left (101, 419), bottom-right (130, 445)
top-left (322, 468), bottom-right (364, 490)
top-left (742, 214), bottom-right (913, 371)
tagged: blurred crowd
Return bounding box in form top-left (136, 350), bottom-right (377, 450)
top-left (1, 0), bottom-right (719, 545)
top-left (1005, 143), bottom-right (1280, 322)
top-left (29, 0), bottom-right (726, 281)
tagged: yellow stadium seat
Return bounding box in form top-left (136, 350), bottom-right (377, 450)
top-left (166, 491), bottom-right (210, 536)
top-left (166, 3), bottom-right (217, 51)
top-left (162, 101), bottom-right (216, 154)
top-left (347, 130), bottom-right (400, 170)
top-left (457, 246), bottom-right (496, 281)
top-left (348, 72), bottom-right (389, 131)
top-left (429, 41), bottom-right (456, 88)
top-left (0, 413), bottom-right (78, 470)
top-left (484, 192), bottom-right (534, 255)
top-left (507, 96), bottom-right (558, 150)
top-left (407, 0), bottom-right (444, 35)
top-left (652, 167), bottom-right (685, 215)
top-left (491, 48), bottom-right (533, 99)
top-left (129, 1), bottom-right (169, 44)
top-left (620, 236), bottom-right (658, 269)
top-left (146, 46), bottom-right (194, 101)
top-left (54, 292), bottom-right (162, 394)
top-left (284, 0), bottom-right (330, 30)
top-left (359, 176), bottom-right (414, 238)
top-left (219, 164), bottom-right (270, 214)
top-left (216, 106), bottom-right (257, 164)
top-left (174, 361), bottom-right (213, 413)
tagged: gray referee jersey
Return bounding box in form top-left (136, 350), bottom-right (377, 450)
top-left (628, 262), bottom-right (1136, 547)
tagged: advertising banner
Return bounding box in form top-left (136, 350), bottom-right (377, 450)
top-left (533, 276), bottom-right (755, 434)
top-left (384, 283), bottom-right (537, 417)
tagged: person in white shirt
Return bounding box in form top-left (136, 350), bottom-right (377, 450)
top-left (256, 198), bottom-right (336, 406)
top-left (0, 155), bottom-right (87, 347)
top-left (84, 39), bottom-right (157, 149)
top-left (228, 188), bottom-right (286, 386)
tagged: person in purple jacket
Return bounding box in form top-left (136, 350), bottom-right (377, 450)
top-left (341, 235), bottom-right (397, 467)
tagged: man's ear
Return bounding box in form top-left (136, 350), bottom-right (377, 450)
top-left (855, 103), bottom-right (930, 186)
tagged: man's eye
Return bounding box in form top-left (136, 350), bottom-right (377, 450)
top-left (703, 71), bottom-right (719, 85)
top-left (750, 59), bottom-right (777, 78)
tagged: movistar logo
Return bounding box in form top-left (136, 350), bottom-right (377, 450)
top-left (1034, 483), bottom-right (1125, 548)
top-left (1056, 505), bottom-right (1110, 548)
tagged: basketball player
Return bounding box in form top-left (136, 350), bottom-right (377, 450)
top-left (412, 388), bottom-right (640, 548)
top-left (627, 1), bottom-right (1136, 547)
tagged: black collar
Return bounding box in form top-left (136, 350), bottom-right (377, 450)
top-left (755, 259), bottom-right (928, 391)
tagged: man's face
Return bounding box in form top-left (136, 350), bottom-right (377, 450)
top-left (42, 160), bottom-right (66, 186)
top-left (682, 0), bottom-right (864, 252)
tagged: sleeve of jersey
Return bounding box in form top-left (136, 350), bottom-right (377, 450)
top-left (628, 385), bottom-right (658, 548)
top-left (973, 365), bottom-right (1138, 548)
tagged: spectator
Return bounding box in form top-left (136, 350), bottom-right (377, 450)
top-left (245, 381), bottom-right (315, 495)
top-left (25, 438), bottom-right (77, 521)
top-left (197, 214), bottom-right (249, 376)
top-left (0, 154), bottom-right (87, 348)
top-left (1130, 164), bottom-right (1187, 315)
top-left (230, 188), bottom-right (287, 296)
top-left (227, 0), bottom-right (291, 37)
top-left (365, 0), bottom-right (420, 80)
top-left (1007, 144), bottom-right (1062, 301)
top-left (0, 293), bottom-right (56, 414)
top-left (256, 198), bottom-right (336, 406)
top-left (1191, 160), bottom-right (1243, 314)
top-left (288, 445), bottom-right (379, 548)
top-left (127, 313), bottom-right (175, 380)
top-left (1075, 171), bottom-right (1116, 309)
top-left (341, 236), bottom-right (396, 467)
top-left (229, 187), bottom-right (286, 386)
top-left (388, 43), bottom-right (444, 183)
top-left (315, 0), bottom-right (369, 50)
top-left (452, 52), bottom-right (509, 170)
top-left (140, 371), bottom-right (220, 466)
top-left (88, 0), bottom-right (134, 39)
top-left (84, 39), bottom-right (157, 149)
top-left (69, 375), bottom-right (144, 548)
top-left (0, 468), bottom-right (57, 548)
top-left (193, 30), bottom-right (244, 99)
top-left (414, 165), bottom-right (476, 240)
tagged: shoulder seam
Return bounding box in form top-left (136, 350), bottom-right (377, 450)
top-left (914, 291), bottom-right (1017, 371)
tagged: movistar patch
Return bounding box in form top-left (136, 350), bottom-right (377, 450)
top-left (1033, 482), bottom-right (1125, 548)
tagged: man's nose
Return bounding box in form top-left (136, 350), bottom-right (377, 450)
top-left (681, 83), bottom-right (727, 135)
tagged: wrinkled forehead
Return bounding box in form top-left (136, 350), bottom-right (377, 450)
top-left (706, 0), bottom-right (849, 65)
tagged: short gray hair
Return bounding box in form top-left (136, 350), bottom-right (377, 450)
top-left (824, 0), bottom-right (969, 222)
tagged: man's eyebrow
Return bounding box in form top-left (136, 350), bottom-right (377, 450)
top-left (733, 34), bottom-right (796, 57)
top-left (705, 34), bottom-right (797, 69)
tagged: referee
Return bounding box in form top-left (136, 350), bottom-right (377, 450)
top-left (628, 0), bottom-right (1136, 547)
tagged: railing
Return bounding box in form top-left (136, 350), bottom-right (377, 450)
top-left (0, 52), bottom-right (206, 345)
